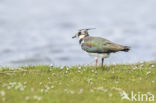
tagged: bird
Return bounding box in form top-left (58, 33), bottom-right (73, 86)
top-left (72, 28), bottom-right (130, 70)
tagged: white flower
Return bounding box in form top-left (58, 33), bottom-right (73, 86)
top-left (146, 71), bottom-right (151, 75)
top-left (40, 82), bottom-right (42, 85)
top-left (50, 64), bottom-right (54, 67)
top-left (31, 88), bottom-right (34, 92)
top-left (51, 85), bottom-right (54, 89)
top-left (37, 97), bottom-right (42, 101)
top-left (66, 67), bottom-right (69, 71)
top-left (132, 66), bottom-right (137, 70)
top-left (70, 90), bottom-right (75, 94)
top-left (7, 86), bottom-right (11, 89)
top-left (45, 89), bottom-right (48, 92)
top-left (64, 89), bottom-right (75, 94)
top-left (91, 70), bottom-right (94, 72)
top-left (40, 89), bottom-right (44, 92)
top-left (115, 81), bottom-right (119, 84)
top-left (20, 87), bottom-right (24, 91)
top-left (25, 96), bottom-right (30, 100)
top-left (34, 95), bottom-right (42, 101)
top-left (64, 89), bottom-right (68, 92)
top-left (78, 88), bottom-right (83, 94)
top-left (64, 71), bottom-right (68, 74)
top-left (104, 89), bottom-right (108, 92)
top-left (60, 66), bottom-right (64, 70)
top-left (64, 89), bottom-right (71, 93)
top-left (147, 92), bottom-right (152, 95)
top-left (87, 78), bottom-right (92, 83)
top-left (96, 87), bottom-right (104, 91)
top-left (151, 65), bottom-right (155, 68)
top-left (140, 64), bottom-right (144, 67)
top-left (9, 82), bottom-right (16, 88)
top-left (78, 67), bottom-right (81, 70)
top-left (15, 82), bottom-right (21, 89)
top-left (45, 85), bottom-right (50, 90)
top-left (2, 97), bottom-right (6, 102)
top-left (0, 91), bottom-right (5, 96)
top-left (78, 70), bottom-right (81, 73)
top-left (52, 73), bottom-right (56, 76)
top-left (13, 82), bottom-right (26, 91)
top-left (109, 93), bottom-right (113, 97)
top-left (24, 82), bottom-right (27, 85)
top-left (34, 96), bottom-right (38, 99)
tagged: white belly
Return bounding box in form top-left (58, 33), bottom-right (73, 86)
top-left (88, 53), bottom-right (110, 58)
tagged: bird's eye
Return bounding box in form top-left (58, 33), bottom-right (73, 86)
top-left (78, 32), bottom-right (81, 36)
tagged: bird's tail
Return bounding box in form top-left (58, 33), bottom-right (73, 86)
top-left (121, 46), bottom-right (130, 52)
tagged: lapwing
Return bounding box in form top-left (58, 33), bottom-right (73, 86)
top-left (72, 28), bottom-right (130, 70)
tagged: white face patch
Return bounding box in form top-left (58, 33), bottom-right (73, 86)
top-left (79, 35), bottom-right (85, 39)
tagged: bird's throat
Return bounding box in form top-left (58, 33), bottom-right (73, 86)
top-left (79, 35), bottom-right (85, 39)
top-left (79, 38), bottom-right (84, 44)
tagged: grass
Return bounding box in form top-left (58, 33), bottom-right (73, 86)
top-left (0, 62), bottom-right (156, 103)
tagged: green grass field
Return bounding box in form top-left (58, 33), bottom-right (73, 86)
top-left (0, 62), bottom-right (156, 103)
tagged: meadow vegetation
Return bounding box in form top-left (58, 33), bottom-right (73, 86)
top-left (0, 62), bottom-right (156, 103)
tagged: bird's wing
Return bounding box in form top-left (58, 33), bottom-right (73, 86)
top-left (81, 37), bottom-right (124, 53)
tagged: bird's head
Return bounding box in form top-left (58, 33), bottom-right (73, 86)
top-left (72, 28), bottom-right (95, 39)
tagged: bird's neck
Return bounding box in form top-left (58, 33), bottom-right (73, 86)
top-left (79, 38), bottom-right (84, 44)
top-left (79, 35), bottom-right (89, 44)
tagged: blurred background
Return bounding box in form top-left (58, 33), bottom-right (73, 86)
top-left (0, 0), bottom-right (156, 66)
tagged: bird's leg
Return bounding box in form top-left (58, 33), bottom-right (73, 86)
top-left (94, 57), bottom-right (98, 71)
top-left (101, 58), bottom-right (104, 68)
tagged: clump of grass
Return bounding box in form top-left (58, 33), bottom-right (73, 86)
top-left (0, 62), bottom-right (156, 103)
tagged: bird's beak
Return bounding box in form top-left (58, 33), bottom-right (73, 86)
top-left (72, 35), bottom-right (76, 39)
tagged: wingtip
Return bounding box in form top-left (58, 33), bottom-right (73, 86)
top-left (123, 46), bottom-right (130, 52)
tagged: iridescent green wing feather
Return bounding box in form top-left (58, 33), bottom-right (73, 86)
top-left (81, 37), bottom-right (124, 53)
